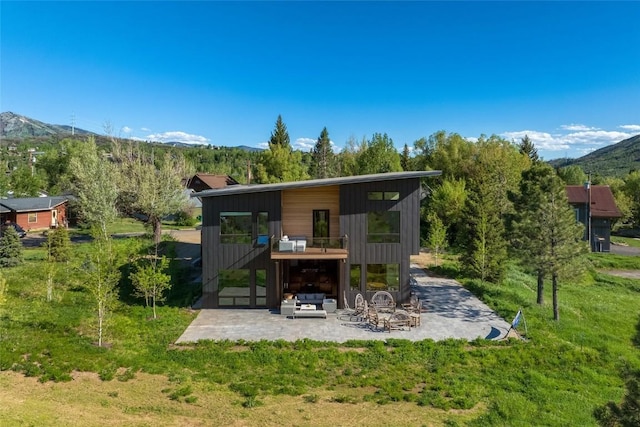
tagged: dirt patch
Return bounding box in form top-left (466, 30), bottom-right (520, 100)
top-left (0, 370), bottom-right (484, 426)
top-left (599, 269), bottom-right (640, 280)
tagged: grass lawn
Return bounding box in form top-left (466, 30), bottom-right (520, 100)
top-left (0, 242), bottom-right (638, 426)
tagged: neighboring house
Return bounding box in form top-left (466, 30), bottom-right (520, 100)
top-left (184, 173), bottom-right (239, 193)
top-left (0, 196), bottom-right (69, 231)
top-left (194, 171), bottom-right (441, 309)
top-left (566, 185), bottom-right (622, 252)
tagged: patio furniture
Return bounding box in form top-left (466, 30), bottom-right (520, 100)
top-left (280, 298), bottom-right (298, 317)
top-left (366, 305), bottom-right (383, 330)
top-left (354, 293), bottom-right (366, 318)
top-left (293, 304), bottom-right (327, 318)
top-left (383, 311), bottom-right (411, 332)
top-left (278, 240), bottom-right (295, 252)
top-left (370, 291), bottom-right (395, 313)
top-left (322, 298), bottom-right (337, 313)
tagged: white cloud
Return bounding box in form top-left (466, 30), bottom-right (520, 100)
top-left (560, 124), bottom-right (598, 132)
top-left (145, 131), bottom-right (210, 145)
top-left (465, 136), bottom-right (478, 143)
top-left (121, 126), bottom-right (132, 134)
top-left (294, 137), bottom-right (316, 151)
top-left (502, 130), bottom-right (569, 151)
top-left (503, 125), bottom-right (635, 157)
top-left (140, 127), bottom-right (151, 132)
top-left (257, 141), bottom-right (269, 149)
top-left (620, 124), bottom-right (640, 131)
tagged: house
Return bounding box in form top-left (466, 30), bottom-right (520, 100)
top-left (184, 173), bottom-right (239, 193)
top-left (0, 196), bottom-right (69, 231)
top-left (566, 185), bottom-right (622, 252)
top-left (193, 171), bottom-right (441, 309)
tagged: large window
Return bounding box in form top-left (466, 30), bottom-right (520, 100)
top-left (367, 211), bottom-right (400, 243)
top-left (366, 264), bottom-right (399, 292)
top-left (220, 212), bottom-right (252, 244)
top-left (368, 191), bottom-right (400, 201)
top-left (28, 213), bottom-right (37, 223)
top-left (218, 269), bottom-right (250, 306)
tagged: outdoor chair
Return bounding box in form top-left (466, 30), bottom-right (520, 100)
top-left (340, 291), bottom-right (360, 321)
top-left (354, 293), bottom-right (366, 318)
top-left (383, 311), bottom-right (411, 332)
top-left (366, 305), bottom-right (383, 330)
top-left (370, 291), bottom-right (395, 313)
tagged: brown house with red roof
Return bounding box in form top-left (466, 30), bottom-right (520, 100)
top-left (184, 174), bottom-right (239, 193)
top-left (566, 185), bottom-right (622, 252)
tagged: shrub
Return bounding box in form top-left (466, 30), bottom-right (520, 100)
top-left (173, 209), bottom-right (197, 227)
top-left (46, 227), bottom-right (71, 262)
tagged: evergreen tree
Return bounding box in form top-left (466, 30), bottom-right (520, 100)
top-left (0, 226), bottom-right (23, 268)
top-left (400, 143), bottom-right (412, 171)
top-left (46, 227), bottom-right (71, 263)
top-left (269, 115), bottom-right (290, 149)
top-left (310, 127), bottom-right (336, 179)
top-left (511, 163), bottom-right (587, 319)
top-left (518, 135), bottom-right (539, 163)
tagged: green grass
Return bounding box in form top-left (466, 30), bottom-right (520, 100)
top-left (1, 243), bottom-right (639, 426)
top-left (611, 235), bottom-right (640, 248)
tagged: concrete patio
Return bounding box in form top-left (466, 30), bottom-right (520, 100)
top-left (176, 265), bottom-right (512, 344)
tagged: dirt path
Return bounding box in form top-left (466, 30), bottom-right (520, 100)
top-left (599, 269), bottom-right (640, 280)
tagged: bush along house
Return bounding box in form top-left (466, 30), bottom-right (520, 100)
top-left (193, 171), bottom-right (441, 309)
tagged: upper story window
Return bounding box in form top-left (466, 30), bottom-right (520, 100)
top-left (367, 211), bottom-right (400, 243)
top-left (368, 191), bottom-right (400, 201)
top-left (220, 212), bottom-right (252, 244)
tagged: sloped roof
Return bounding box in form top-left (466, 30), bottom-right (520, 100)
top-left (566, 185), bottom-right (622, 218)
top-left (187, 174), bottom-right (239, 190)
top-left (194, 171), bottom-right (442, 198)
top-left (0, 196), bottom-right (68, 213)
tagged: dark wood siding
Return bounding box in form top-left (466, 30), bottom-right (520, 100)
top-left (201, 191), bottom-right (281, 308)
top-left (340, 178), bottom-right (422, 303)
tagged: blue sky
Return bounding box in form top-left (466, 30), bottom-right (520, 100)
top-left (2, 1), bottom-right (639, 160)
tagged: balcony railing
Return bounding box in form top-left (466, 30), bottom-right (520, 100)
top-left (271, 235), bottom-right (348, 253)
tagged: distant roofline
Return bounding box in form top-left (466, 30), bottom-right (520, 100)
top-left (193, 171), bottom-right (442, 198)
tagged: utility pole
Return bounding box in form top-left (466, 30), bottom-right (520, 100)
top-left (71, 113), bottom-right (75, 136)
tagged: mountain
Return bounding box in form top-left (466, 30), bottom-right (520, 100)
top-left (0, 111), bottom-right (96, 139)
top-left (549, 134), bottom-right (640, 178)
top-left (0, 112), bottom-right (263, 152)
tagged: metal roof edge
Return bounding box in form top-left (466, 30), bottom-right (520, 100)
top-left (192, 171), bottom-right (442, 198)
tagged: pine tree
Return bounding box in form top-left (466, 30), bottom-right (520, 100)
top-left (310, 127), bottom-right (336, 179)
top-left (269, 115), bottom-right (290, 149)
top-left (519, 135), bottom-right (539, 163)
top-left (400, 143), bottom-right (412, 171)
top-left (0, 226), bottom-right (23, 268)
top-left (511, 163), bottom-right (587, 320)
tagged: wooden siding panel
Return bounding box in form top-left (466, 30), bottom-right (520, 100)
top-left (281, 186), bottom-right (340, 238)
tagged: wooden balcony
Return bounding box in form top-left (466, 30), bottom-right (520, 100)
top-left (271, 237), bottom-right (348, 260)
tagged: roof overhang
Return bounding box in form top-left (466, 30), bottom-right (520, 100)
top-left (193, 171), bottom-right (442, 198)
